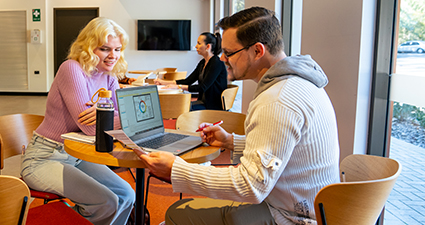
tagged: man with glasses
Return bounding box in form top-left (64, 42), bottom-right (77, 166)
top-left (136, 6), bottom-right (340, 225)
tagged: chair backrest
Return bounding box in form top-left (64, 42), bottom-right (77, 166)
top-left (0, 175), bottom-right (30, 225)
top-left (159, 93), bottom-right (192, 119)
top-left (156, 67), bottom-right (177, 73)
top-left (162, 71), bottom-right (187, 80)
top-left (176, 110), bottom-right (246, 135)
top-left (314, 154), bottom-right (401, 225)
top-left (221, 84), bottom-right (239, 111)
top-left (0, 114), bottom-right (44, 169)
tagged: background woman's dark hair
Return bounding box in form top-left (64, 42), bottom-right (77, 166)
top-left (201, 32), bottom-right (222, 55)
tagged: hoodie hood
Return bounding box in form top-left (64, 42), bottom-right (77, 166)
top-left (254, 55), bottom-right (328, 98)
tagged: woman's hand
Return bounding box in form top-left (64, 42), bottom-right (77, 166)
top-left (163, 84), bottom-right (179, 89)
top-left (78, 101), bottom-right (97, 126)
top-left (127, 77), bottom-right (137, 84)
top-left (154, 78), bottom-right (176, 86)
top-left (200, 123), bottom-right (234, 150)
top-left (154, 78), bottom-right (164, 85)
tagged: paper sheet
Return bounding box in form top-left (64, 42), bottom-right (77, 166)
top-left (104, 130), bottom-right (148, 155)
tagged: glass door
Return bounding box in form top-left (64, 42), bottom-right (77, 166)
top-left (384, 0), bottom-right (425, 224)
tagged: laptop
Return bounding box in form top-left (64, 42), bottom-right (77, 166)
top-left (115, 85), bottom-right (202, 155)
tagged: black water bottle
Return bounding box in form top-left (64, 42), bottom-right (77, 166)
top-left (95, 89), bottom-right (114, 152)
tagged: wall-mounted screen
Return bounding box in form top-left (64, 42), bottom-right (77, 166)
top-left (137, 20), bottom-right (191, 51)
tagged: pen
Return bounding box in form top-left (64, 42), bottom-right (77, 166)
top-left (196, 120), bottom-right (223, 132)
top-left (342, 171), bottom-right (346, 182)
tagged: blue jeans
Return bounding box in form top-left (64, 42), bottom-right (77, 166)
top-left (21, 132), bottom-right (135, 225)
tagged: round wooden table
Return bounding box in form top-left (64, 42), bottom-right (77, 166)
top-left (63, 129), bottom-right (219, 225)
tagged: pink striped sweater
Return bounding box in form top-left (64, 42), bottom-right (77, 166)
top-left (36, 60), bottom-right (120, 143)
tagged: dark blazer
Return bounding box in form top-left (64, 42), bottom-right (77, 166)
top-left (176, 55), bottom-right (227, 110)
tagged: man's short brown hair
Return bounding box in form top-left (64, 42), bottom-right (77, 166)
top-left (218, 7), bottom-right (284, 55)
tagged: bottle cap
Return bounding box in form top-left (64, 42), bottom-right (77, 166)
top-left (91, 88), bottom-right (111, 104)
top-left (99, 90), bottom-right (112, 98)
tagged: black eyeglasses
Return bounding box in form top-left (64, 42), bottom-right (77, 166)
top-left (223, 43), bottom-right (256, 59)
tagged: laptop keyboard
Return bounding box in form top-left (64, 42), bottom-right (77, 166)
top-left (139, 133), bottom-right (188, 149)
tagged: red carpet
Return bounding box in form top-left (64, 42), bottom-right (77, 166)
top-left (27, 201), bottom-right (92, 225)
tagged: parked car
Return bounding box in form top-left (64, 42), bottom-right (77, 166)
top-left (398, 41), bottom-right (425, 53)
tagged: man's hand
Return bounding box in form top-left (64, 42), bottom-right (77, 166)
top-left (78, 101), bottom-right (96, 126)
top-left (136, 151), bottom-right (176, 181)
top-left (200, 123), bottom-right (234, 150)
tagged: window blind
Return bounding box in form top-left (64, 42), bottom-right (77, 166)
top-left (0, 11), bottom-right (27, 90)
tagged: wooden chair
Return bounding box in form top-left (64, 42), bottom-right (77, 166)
top-left (158, 93), bottom-right (192, 119)
top-left (176, 110), bottom-right (246, 135)
top-left (0, 114), bottom-right (64, 204)
top-left (0, 175), bottom-right (91, 225)
top-left (221, 84), bottom-right (239, 111)
top-left (314, 154), bottom-right (401, 225)
top-left (162, 71), bottom-right (187, 80)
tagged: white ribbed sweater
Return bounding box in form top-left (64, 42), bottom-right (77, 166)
top-left (172, 77), bottom-right (340, 225)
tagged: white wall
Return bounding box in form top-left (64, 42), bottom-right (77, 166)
top-left (353, 1), bottom-right (375, 155)
top-left (1, 0), bottom-right (48, 92)
top-left (0, 0), bottom-right (211, 92)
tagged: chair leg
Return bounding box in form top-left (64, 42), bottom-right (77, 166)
top-left (145, 174), bottom-right (151, 207)
top-left (128, 168), bottom-right (136, 182)
top-left (19, 196), bottom-right (28, 225)
top-left (319, 203), bottom-right (327, 225)
top-left (145, 174), bottom-right (182, 205)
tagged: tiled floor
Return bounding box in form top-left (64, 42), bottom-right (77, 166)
top-left (385, 137), bottom-right (425, 224)
top-left (1, 94), bottom-right (423, 224)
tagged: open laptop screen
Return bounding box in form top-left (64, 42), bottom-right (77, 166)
top-left (116, 85), bottom-right (164, 140)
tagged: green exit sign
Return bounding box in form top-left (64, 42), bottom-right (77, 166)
top-left (32, 9), bottom-right (41, 22)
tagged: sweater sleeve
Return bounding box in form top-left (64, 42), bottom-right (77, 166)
top-left (176, 60), bottom-right (203, 88)
top-left (56, 61), bottom-right (98, 135)
top-left (231, 134), bottom-right (246, 164)
top-left (181, 57), bottom-right (223, 93)
top-left (171, 101), bottom-right (303, 204)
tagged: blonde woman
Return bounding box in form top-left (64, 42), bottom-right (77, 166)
top-left (21, 17), bottom-right (135, 225)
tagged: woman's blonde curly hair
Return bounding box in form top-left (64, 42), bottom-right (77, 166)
top-left (67, 17), bottom-right (129, 79)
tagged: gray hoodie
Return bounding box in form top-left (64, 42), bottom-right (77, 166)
top-left (254, 55), bottom-right (328, 99)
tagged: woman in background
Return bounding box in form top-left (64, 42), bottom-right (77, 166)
top-left (21, 17), bottom-right (135, 225)
top-left (155, 32), bottom-right (228, 110)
